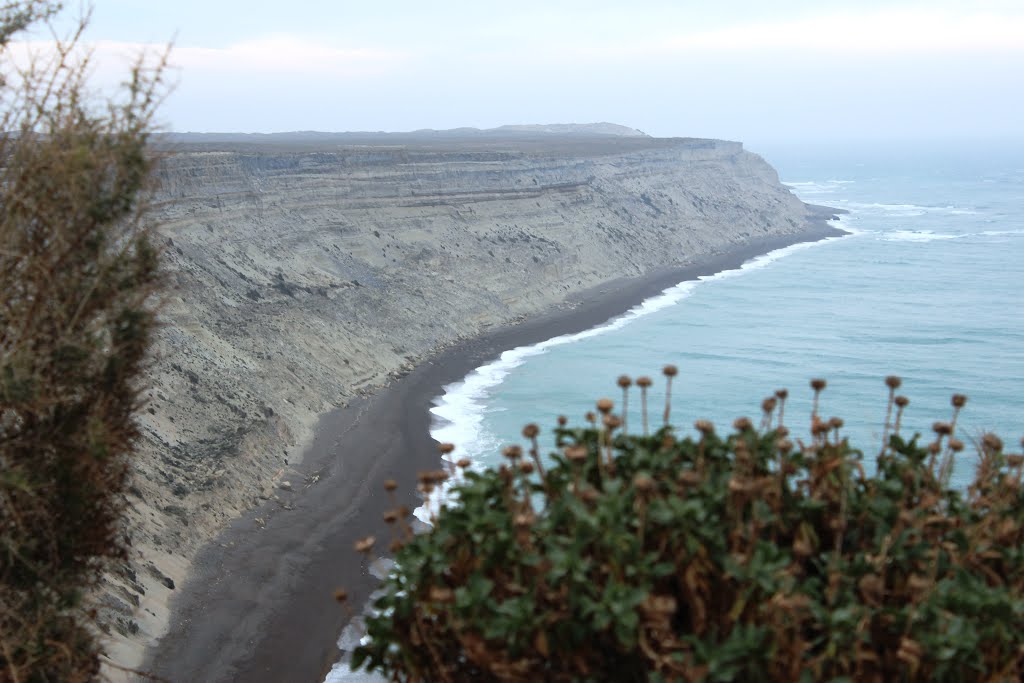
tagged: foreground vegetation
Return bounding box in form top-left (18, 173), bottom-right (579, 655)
top-left (351, 372), bottom-right (1024, 682)
top-left (0, 2), bottom-right (165, 680)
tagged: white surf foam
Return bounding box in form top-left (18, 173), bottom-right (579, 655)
top-left (881, 229), bottom-right (962, 242)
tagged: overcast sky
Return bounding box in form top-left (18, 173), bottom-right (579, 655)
top-left (19, 0), bottom-right (1024, 144)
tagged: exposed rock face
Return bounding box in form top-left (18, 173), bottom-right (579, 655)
top-left (103, 134), bottom-right (822, 663)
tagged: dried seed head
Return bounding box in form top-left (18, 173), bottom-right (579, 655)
top-left (982, 433), bottom-right (1004, 452)
top-left (1007, 454), bottom-right (1024, 467)
top-left (457, 457), bottom-right (472, 469)
top-left (585, 411), bottom-right (596, 423)
top-left (775, 426), bottom-right (790, 437)
top-left (522, 423), bottom-right (539, 439)
top-left (389, 538), bottom-right (404, 553)
top-left (557, 415), bottom-right (568, 427)
top-left (885, 375), bottom-right (902, 390)
top-left (428, 586), bottom-right (455, 603)
top-left (596, 398), bottom-right (614, 414)
top-left (502, 445), bottom-right (523, 460)
top-left (617, 375), bottom-right (632, 388)
top-left (776, 439), bottom-right (794, 454)
top-left (812, 418), bottom-right (831, 436)
top-left (762, 397), bottom-right (777, 414)
top-left (894, 395), bottom-right (909, 408)
top-left (733, 416), bottom-right (753, 432)
top-left (519, 461), bottom-right (535, 475)
top-left (829, 417), bottom-right (844, 430)
top-left (663, 364), bottom-right (678, 378)
top-left (775, 388), bottom-right (789, 400)
top-left (694, 419), bottom-right (715, 435)
top-left (354, 536), bottom-right (376, 554)
top-left (603, 414), bottom-right (622, 431)
top-left (951, 394), bottom-right (967, 408)
top-left (334, 589), bottom-right (348, 603)
top-left (932, 422), bottom-right (952, 436)
top-left (636, 376), bottom-right (653, 388)
top-left (810, 378), bottom-right (827, 392)
top-left (633, 473), bottom-right (656, 494)
top-left (513, 513), bottom-right (536, 527)
top-left (564, 445), bottom-right (588, 463)
top-left (437, 442), bottom-right (455, 455)
top-left (927, 442), bottom-right (942, 455)
top-left (384, 479), bottom-right (398, 492)
top-left (948, 438), bottom-right (965, 453)
top-left (397, 505), bottom-right (410, 518)
top-left (383, 509), bottom-right (399, 524)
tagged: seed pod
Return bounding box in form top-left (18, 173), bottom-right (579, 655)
top-left (733, 416), bottom-right (753, 432)
top-left (663, 364), bottom-right (678, 377)
top-left (775, 426), bottom-right (790, 437)
top-left (932, 422), bottom-right (952, 436)
top-left (885, 375), bottom-right (902, 389)
top-left (520, 461), bottom-right (535, 475)
top-left (948, 438), bottom-right (964, 452)
top-left (457, 457), bottom-right (472, 468)
top-left (503, 445), bottom-right (523, 460)
top-left (829, 417), bottom-right (844, 430)
top-left (810, 378), bottom-right (827, 392)
top-left (384, 479), bottom-right (398, 492)
top-left (354, 536), bottom-right (376, 554)
top-left (437, 442), bottom-right (455, 455)
top-left (775, 388), bottom-right (788, 400)
top-left (334, 589), bottom-right (349, 603)
top-left (564, 445), bottom-right (588, 463)
top-left (383, 509), bottom-right (399, 524)
top-left (636, 376), bottom-right (653, 388)
top-left (762, 397), bottom-right (777, 414)
top-left (951, 393), bottom-right (967, 408)
top-left (617, 375), bottom-right (632, 388)
top-left (634, 473), bottom-right (656, 494)
top-left (694, 419), bottom-right (714, 435)
top-left (603, 414), bottom-right (622, 431)
top-left (982, 433), bottom-right (1004, 452)
top-left (557, 415), bottom-right (568, 426)
top-left (894, 396), bottom-right (909, 408)
top-left (522, 423), bottom-right (539, 438)
top-left (596, 398), bottom-right (614, 414)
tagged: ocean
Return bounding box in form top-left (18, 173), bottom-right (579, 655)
top-left (327, 139), bottom-right (1024, 681)
top-left (430, 138), bottom-right (1024, 494)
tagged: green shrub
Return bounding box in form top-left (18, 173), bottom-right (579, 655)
top-left (352, 373), bottom-right (1024, 682)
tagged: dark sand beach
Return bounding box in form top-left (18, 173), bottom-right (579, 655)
top-left (146, 213), bottom-right (844, 683)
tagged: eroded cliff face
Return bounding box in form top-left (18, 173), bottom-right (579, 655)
top-left (102, 136), bottom-right (818, 656)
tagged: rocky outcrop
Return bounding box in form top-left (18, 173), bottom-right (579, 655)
top-left (102, 133), bottom-right (825, 666)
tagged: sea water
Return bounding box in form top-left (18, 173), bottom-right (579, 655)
top-left (430, 139), bottom-right (1024, 493)
top-left (326, 139), bottom-right (1024, 680)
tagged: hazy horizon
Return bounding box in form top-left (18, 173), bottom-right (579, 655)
top-left (17, 0), bottom-right (1023, 146)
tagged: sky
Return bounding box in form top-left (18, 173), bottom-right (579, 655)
top-left (14, 0), bottom-right (1024, 144)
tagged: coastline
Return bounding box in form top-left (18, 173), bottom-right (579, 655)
top-left (144, 212), bottom-right (846, 682)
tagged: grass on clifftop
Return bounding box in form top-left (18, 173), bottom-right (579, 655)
top-left (346, 371), bottom-right (1024, 682)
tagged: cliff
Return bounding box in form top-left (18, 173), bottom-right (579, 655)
top-left (101, 133), bottom-right (833, 668)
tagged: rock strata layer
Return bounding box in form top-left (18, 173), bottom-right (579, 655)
top-left (102, 134), bottom-right (830, 667)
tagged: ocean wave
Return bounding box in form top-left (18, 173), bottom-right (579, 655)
top-left (881, 230), bottom-right (962, 242)
top-left (783, 179), bottom-right (856, 194)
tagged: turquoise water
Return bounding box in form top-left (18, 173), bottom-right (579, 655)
top-left (430, 140), bottom-right (1024, 490)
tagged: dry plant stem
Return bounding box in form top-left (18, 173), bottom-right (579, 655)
top-left (622, 387), bottom-right (630, 435)
top-left (882, 387), bottom-right (895, 453)
top-left (641, 386), bottom-right (649, 435)
top-left (664, 376), bottom-right (674, 426)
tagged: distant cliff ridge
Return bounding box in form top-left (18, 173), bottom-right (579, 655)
top-left (105, 132), bottom-right (837, 666)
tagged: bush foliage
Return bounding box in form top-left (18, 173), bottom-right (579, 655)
top-left (353, 373), bottom-right (1024, 682)
top-left (0, 3), bottom-right (165, 680)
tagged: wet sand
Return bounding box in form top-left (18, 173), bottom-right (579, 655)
top-left (146, 215), bottom-right (845, 683)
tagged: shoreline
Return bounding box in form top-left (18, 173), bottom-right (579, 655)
top-left (144, 213), bottom-right (846, 682)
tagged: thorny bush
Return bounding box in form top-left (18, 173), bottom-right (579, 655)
top-left (351, 371), bottom-right (1024, 682)
top-left (0, 2), bottom-right (166, 680)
